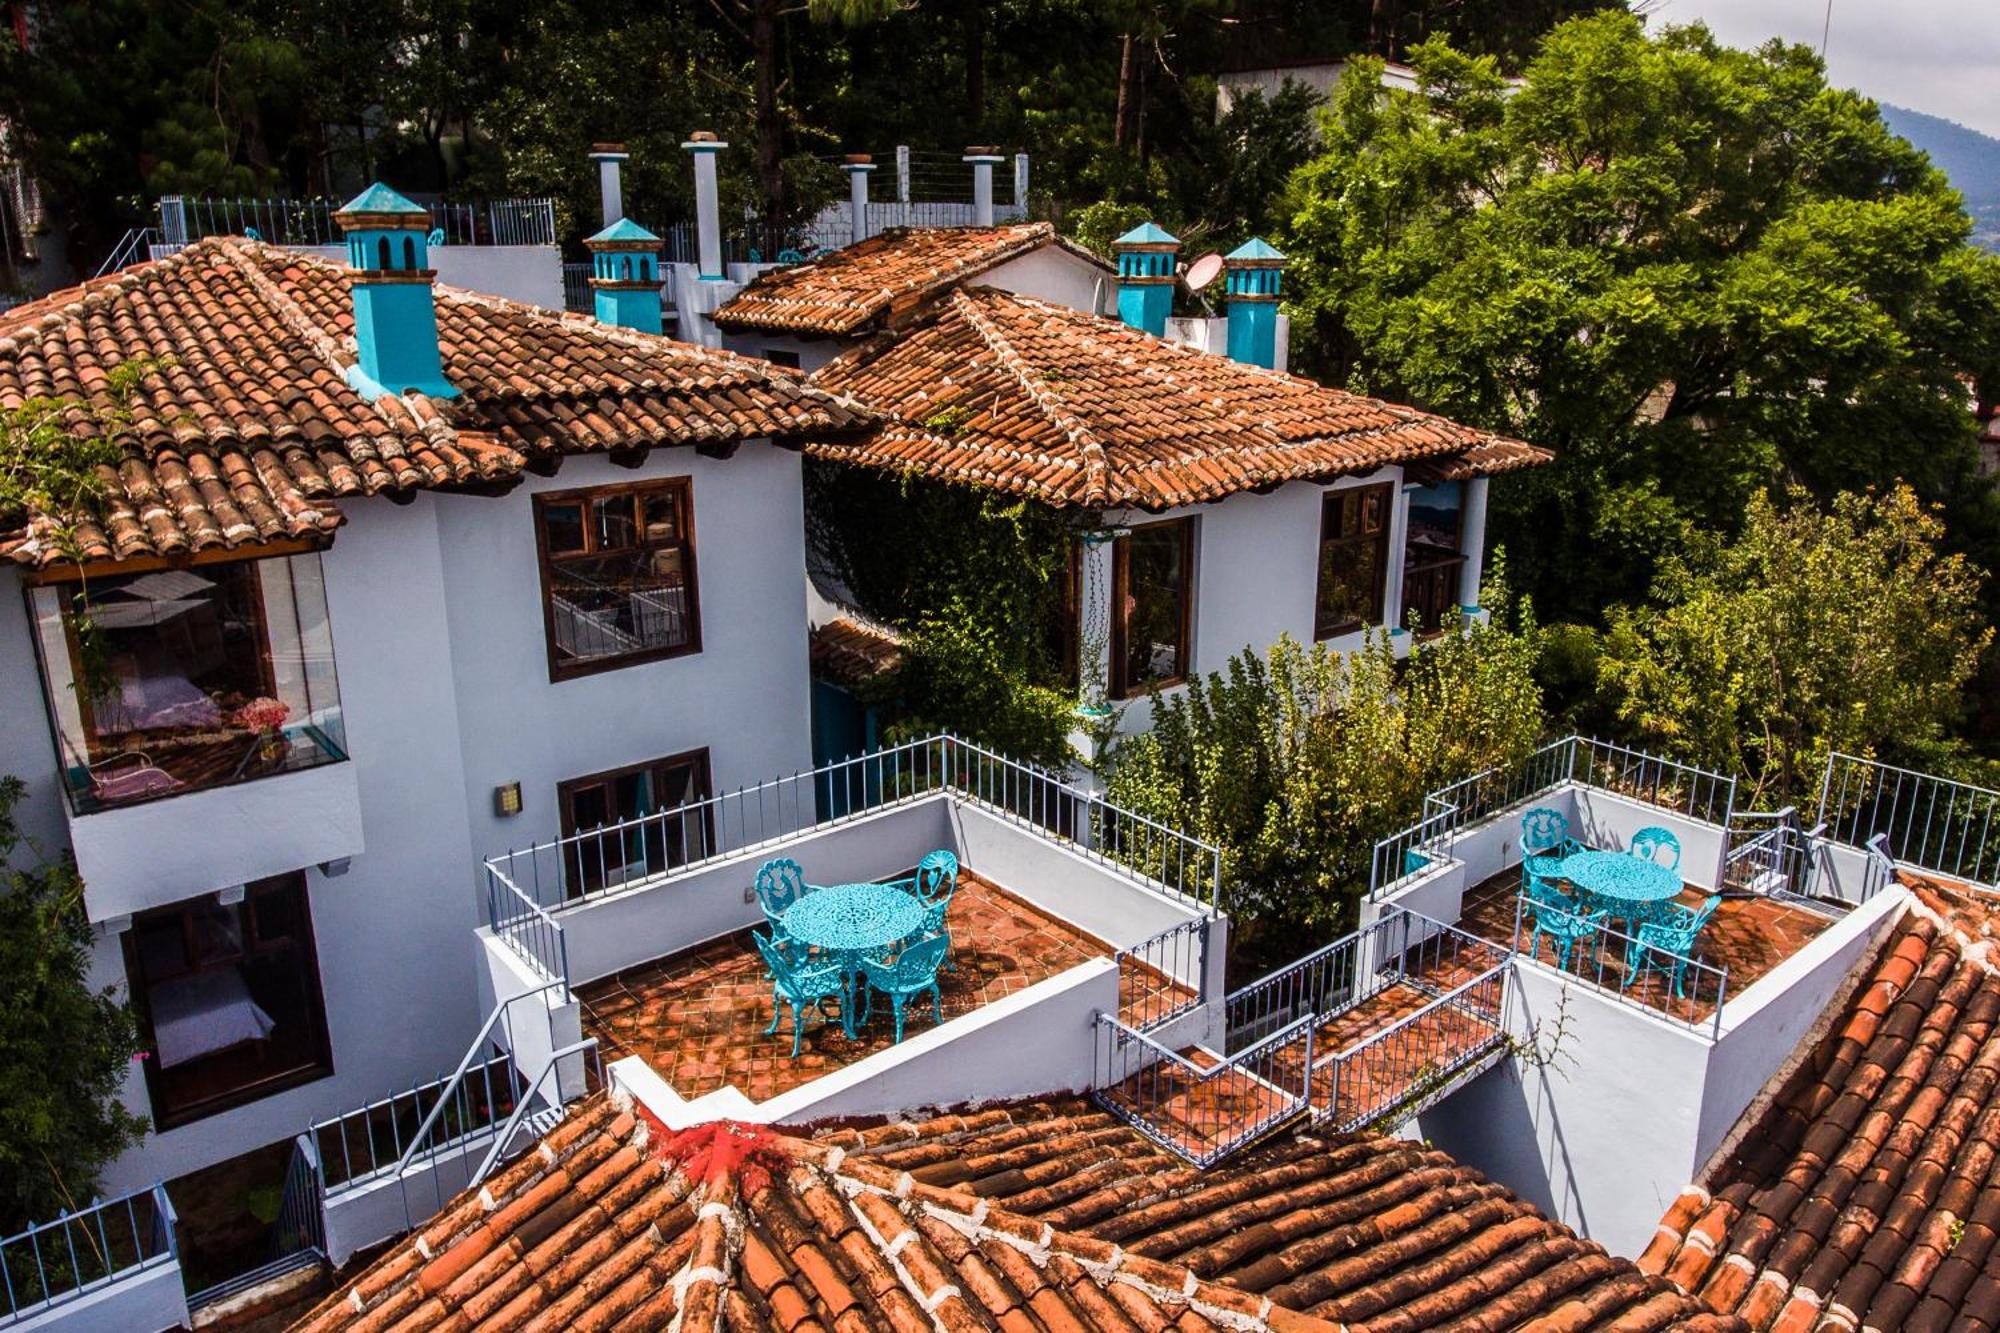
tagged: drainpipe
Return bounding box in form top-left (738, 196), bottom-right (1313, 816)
top-left (683, 131), bottom-right (727, 280)
top-left (588, 143), bottom-right (628, 227)
top-left (1457, 477), bottom-right (1490, 621)
top-left (964, 146), bottom-right (1003, 227)
top-left (845, 154), bottom-right (874, 246)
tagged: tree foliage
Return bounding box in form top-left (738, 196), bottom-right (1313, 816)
top-left (1105, 594), bottom-right (1545, 963)
top-left (0, 779), bottom-right (146, 1235)
top-left (1283, 14), bottom-right (2000, 621)
top-left (1598, 485), bottom-right (1991, 807)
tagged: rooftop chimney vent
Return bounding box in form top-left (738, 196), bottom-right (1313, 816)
top-left (334, 183), bottom-right (457, 400)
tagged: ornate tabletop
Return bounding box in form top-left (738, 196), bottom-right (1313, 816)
top-left (1556, 849), bottom-right (1681, 910)
top-left (781, 882), bottom-right (924, 955)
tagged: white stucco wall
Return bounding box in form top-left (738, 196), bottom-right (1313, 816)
top-left (1105, 470), bottom-right (1403, 734)
top-left (433, 446), bottom-right (816, 896)
top-left (5, 1258), bottom-right (188, 1333)
top-left (1415, 963), bottom-right (1716, 1258)
top-left (1, 442), bottom-right (816, 1196)
top-left (982, 246), bottom-right (1111, 315)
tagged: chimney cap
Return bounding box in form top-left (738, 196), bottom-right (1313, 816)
top-left (844, 153), bottom-right (875, 167)
top-left (683, 131), bottom-right (727, 150)
top-left (1112, 221), bottom-right (1180, 250)
top-left (1224, 237), bottom-right (1286, 266)
top-left (585, 217), bottom-right (663, 251)
top-left (334, 182), bottom-right (429, 230)
top-left (962, 145), bottom-right (1005, 162)
top-left (589, 142), bottom-right (630, 158)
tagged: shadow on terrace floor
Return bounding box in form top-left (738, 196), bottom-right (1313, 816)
top-left (577, 870), bottom-right (1178, 1104)
top-left (1459, 868), bottom-right (1835, 1024)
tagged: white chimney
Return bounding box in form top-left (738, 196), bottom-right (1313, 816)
top-left (964, 146), bottom-right (1003, 227)
top-left (589, 143), bottom-right (629, 227)
top-left (844, 155), bottom-right (875, 247)
top-left (683, 131), bottom-right (727, 279)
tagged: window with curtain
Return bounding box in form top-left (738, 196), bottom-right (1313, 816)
top-left (558, 749), bottom-right (713, 896)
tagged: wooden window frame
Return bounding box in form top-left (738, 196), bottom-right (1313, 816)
top-left (533, 477), bottom-right (703, 682)
top-left (121, 873), bottom-right (334, 1130)
top-left (1314, 482), bottom-right (1395, 641)
top-left (557, 748), bottom-right (715, 896)
top-left (1109, 518), bottom-right (1195, 700)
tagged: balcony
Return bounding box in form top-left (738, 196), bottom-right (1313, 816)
top-left (24, 553), bottom-right (363, 919)
top-left (478, 737), bottom-right (1224, 1128)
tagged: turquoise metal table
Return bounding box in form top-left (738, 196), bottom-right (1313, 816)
top-left (1556, 850), bottom-right (1681, 929)
top-left (780, 882), bottom-right (925, 958)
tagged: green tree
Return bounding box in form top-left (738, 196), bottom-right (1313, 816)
top-left (1283, 15), bottom-right (2000, 621)
top-left (1598, 485), bottom-right (1991, 807)
top-left (0, 778), bottom-right (146, 1235)
top-left (1105, 598), bottom-right (1545, 965)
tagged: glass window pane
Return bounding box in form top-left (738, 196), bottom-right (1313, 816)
top-left (641, 491), bottom-right (682, 543)
top-left (1122, 524), bottom-right (1188, 689)
top-left (541, 501), bottom-right (586, 555)
top-left (548, 551), bottom-right (694, 665)
top-left (44, 557), bottom-right (345, 810)
top-left (592, 495), bottom-right (639, 551)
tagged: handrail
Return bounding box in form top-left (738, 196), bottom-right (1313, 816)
top-left (468, 1039), bottom-right (601, 1187)
top-left (0, 1181), bottom-right (177, 1318)
top-left (390, 983), bottom-right (562, 1181)
top-left (314, 1048), bottom-right (522, 1191)
top-left (1512, 893), bottom-right (1729, 1037)
top-left (1817, 751), bottom-right (2000, 887)
top-left (92, 227), bottom-right (160, 277)
top-left (1315, 963), bottom-right (1508, 1132)
top-left (1091, 1012), bottom-right (1312, 1166)
top-left (485, 733), bottom-right (1223, 926)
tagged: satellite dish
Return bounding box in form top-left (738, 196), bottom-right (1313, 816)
top-left (1183, 252), bottom-right (1224, 292)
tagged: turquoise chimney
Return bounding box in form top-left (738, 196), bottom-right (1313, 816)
top-left (1223, 237), bottom-right (1286, 369)
top-left (585, 218), bottom-right (664, 334)
top-left (1112, 222), bottom-right (1179, 337)
top-left (333, 183), bottom-right (457, 400)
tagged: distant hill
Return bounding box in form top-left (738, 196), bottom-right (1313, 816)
top-left (1880, 103), bottom-right (2000, 253)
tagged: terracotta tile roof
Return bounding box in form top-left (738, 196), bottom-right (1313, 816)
top-left (803, 287), bottom-right (1552, 510)
top-left (1403, 435), bottom-right (1554, 485)
top-left (834, 1100), bottom-right (1738, 1331)
top-left (0, 237), bottom-right (870, 568)
top-left (809, 615), bottom-right (905, 688)
top-left (294, 1094), bottom-right (1291, 1333)
top-left (1637, 892), bottom-right (2000, 1332)
top-left (713, 224), bottom-right (1105, 337)
top-left (303, 1094), bottom-right (1734, 1332)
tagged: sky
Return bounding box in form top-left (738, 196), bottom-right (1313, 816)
top-left (1653, 0), bottom-right (2000, 138)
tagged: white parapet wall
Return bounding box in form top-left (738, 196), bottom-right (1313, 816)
top-left (610, 958), bottom-right (1118, 1129)
top-left (1413, 885), bottom-right (1912, 1256)
top-left (5, 1259), bottom-right (188, 1333)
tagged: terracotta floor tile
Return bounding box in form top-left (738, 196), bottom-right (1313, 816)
top-left (577, 870), bottom-right (1122, 1103)
top-left (1459, 867), bottom-right (1835, 1024)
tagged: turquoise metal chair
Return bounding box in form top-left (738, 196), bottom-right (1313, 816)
top-left (1525, 875), bottom-right (1607, 971)
top-left (1625, 895), bottom-right (1720, 999)
top-left (753, 929), bottom-right (850, 1057)
top-left (858, 934), bottom-right (950, 1044)
top-left (753, 858), bottom-right (809, 935)
top-left (914, 850), bottom-right (959, 970)
top-left (1519, 806), bottom-right (1581, 895)
top-left (1629, 826), bottom-right (1683, 873)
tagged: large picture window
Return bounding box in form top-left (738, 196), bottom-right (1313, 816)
top-left (28, 553), bottom-right (347, 813)
top-left (534, 479), bottom-right (701, 679)
top-left (1315, 483), bottom-right (1394, 639)
top-left (123, 874), bottom-right (333, 1128)
top-left (558, 749), bottom-right (713, 895)
top-left (1111, 519), bottom-right (1194, 699)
